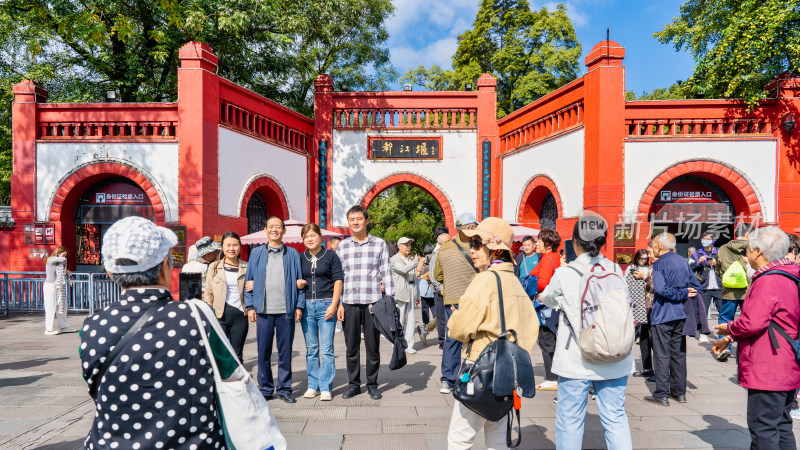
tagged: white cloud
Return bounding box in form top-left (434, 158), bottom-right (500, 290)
top-left (391, 37), bottom-right (459, 72)
top-left (387, 0), bottom-right (478, 73)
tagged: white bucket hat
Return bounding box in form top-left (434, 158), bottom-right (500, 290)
top-left (102, 217), bottom-right (178, 273)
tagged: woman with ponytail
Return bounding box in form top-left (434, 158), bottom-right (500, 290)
top-left (540, 211), bottom-right (633, 449)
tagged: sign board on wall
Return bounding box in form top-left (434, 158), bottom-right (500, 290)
top-left (25, 223), bottom-right (54, 245)
top-left (167, 225), bottom-right (187, 268)
top-left (368, 137), bottom-right (442, 160)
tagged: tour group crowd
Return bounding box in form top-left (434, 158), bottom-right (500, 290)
top-left (42, 205), bottom-right (800, 449)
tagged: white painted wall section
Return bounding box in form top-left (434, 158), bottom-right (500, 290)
top-left (331, 129), bottom-right (478, 228)
top-left (501, 129), bottom-right (585, 221)
top-left (624, 139), bottom-right (777, 223)
top-left (36, 142), bottom-right (179, 222)
top-left (218, 126), bottom-right (308, 220)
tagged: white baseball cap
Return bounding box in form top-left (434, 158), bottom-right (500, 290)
top-left (398, 237), bottom-right (415, 245)
top-left (102, 217), bottom-right (178, 273)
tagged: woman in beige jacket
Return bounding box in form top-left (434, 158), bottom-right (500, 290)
top-left (204, 231), bottom-right (248, 361)
top-left (446, 217), bottom-right (539, 450)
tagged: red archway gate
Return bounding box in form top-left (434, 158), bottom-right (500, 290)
top-left (360, 173), bottom-right (456, 232)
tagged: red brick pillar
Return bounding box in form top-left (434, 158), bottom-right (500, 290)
top-left (477, 74), bottom-right (499, 221)
top-left (582, 41), bottom-right (626, 258)
top-left (771, 75), bottom-right (800, 232)
top-left (177, 42), bottom-right (220, 243)
top-left (9, 81), bottom-right (48, 271)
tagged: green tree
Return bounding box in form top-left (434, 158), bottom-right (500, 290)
top-left (625, 83), bottom-right (687, 101)
top-left (400, 1), bottom-right (581, 117)
top-left (367, 184), bottom-right (445, 255)
top-left (0, 0), bottom-right (396, 203)
top-left (654, 0), bottom-right (800, 107)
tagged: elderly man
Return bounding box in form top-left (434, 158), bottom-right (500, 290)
top-left (391, 236), bottom-right (420, 353)
top-left (244, 216), bottom-right (306, 404)
top-left (713, 227), bottom-right (800, 449)
top-left (644, 232), bottom-right (701, 407)
top-left (80, 217), bottom-right (234, 448)
top-left (433, 212), bottom-right (479, 394)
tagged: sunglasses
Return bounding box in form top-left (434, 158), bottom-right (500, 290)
top-left (468, 239), bottom-right (484, 250)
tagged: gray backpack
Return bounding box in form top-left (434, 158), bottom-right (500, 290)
top-left (564, 263), bottom-right (635, 364)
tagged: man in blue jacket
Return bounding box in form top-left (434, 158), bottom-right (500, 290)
top-left (244, 216), bottom-right (306, 403)
top-left (645, 232), bottom-right (701, 407)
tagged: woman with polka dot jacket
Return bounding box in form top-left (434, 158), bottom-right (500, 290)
top-left (80, 217), bottom-right (238, 449)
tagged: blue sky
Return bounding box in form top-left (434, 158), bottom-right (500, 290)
top-left (386, 0), bottom-right (696, 96)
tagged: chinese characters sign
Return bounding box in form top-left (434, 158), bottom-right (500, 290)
top-left (24, 223), bottom-right (55, 245)
top-left (368, 137), bottom-right (442, 160)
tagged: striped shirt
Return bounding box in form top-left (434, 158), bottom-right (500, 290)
top-left (338, 235), bottom-right (395, 304)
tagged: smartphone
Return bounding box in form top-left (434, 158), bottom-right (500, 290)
top-left (179, 272), bottom-right (202, 301)
top-left (559, 249), bottom-right (564, 256)
top-left (563, 239), bottom-right (577, 263)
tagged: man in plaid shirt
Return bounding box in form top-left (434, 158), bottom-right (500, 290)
top-left (336, 205), bottom-right (395, 400)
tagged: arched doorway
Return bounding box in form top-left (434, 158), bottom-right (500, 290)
top-left (50, 163), bottom-right (167, 271)
top-left (518, 176), bottom-right (562, 230)
top-left (74, 177), bottom-right (154, 271)
top-left (638, 161), bottom-right (764, 256)
top-left (240, 176), bottom-right (291, 233)
top-left (361, 175), bottom-right (453, 254)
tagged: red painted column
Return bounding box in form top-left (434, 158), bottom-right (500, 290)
top-left (313, 74), bottom-right (334, 229)
top-left (771, 75), bottom-right (800, 232)
top-left (177, 42), bottom-right (220, 243)
top-left (9, 81), bottom-right (48, 271)
top-left (582, 41), bottom-right (626, 257)
top-left (477, 74), bottom-right (499, 220)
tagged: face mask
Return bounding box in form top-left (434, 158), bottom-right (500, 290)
top-left (701, 239), bottom-right (713, 248)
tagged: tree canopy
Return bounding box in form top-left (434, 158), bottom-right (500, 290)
top-left (654, 0), bottom-right (800, 107)
top-left (367, 184), bottom-right (445, 255)
top-left (0, 0), bottom-right (396, 203)
top-left (400, 0), bottom-right (581, 117)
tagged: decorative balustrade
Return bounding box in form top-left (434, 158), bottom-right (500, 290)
top-left (499, 101), bottom-right (583, 153)
top-left (626, 118), bottom-right (774, 137)
top-left (39, 121), bottom-right (177, 140)
top-left (332, 108), bottom-right (477, 129)
top-left (220, 99), bottom-right (312, 154)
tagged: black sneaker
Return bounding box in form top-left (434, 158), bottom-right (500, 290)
top-left (342, 386), bottom-right (361, 399)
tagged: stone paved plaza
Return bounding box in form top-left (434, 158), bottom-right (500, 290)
top-left (1, 311), bottom-right (796, 449)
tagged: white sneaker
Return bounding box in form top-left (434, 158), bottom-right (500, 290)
top-left (698, 334), bottom-right (709, 343)
top-left (44, 330), bottom-right (61, 336)
top-left (59, 326), bottom-right (79, 333)
top-left (302, 389), bottom-right (319, 399)
top-left (320, 391), bottom-right (332, 401)
top-left (406, 348), bottom-right (417, 354)
top-left (536, 380), bottom-right (558, 391)
top-left (440, 382), bottom-right (452, 394)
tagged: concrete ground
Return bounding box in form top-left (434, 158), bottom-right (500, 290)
top-left (0, 310), bottom-right (795, 449)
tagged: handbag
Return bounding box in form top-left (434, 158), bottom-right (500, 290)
top-left (187, 300), bottom-right (287, 450)
top-left (452, 271), bottom-right (536, 448)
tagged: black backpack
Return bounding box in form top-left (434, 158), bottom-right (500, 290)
top-left (766, 271), bottom-right (800, 363)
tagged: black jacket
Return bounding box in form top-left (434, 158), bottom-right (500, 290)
top-left (371, 294), bottom-right (407, 370)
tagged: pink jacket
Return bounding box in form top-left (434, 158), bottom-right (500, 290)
top-left (728, 263), bottom-right (800, 392)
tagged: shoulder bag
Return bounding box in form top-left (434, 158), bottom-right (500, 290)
top-left (452, 271), bottom-right (536, 448)
top-left (188, 300), bottom-right (287, 450)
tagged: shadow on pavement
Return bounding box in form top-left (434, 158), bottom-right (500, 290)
top-left (0, 373), bottom-right (51, 387)
top-left (0, 357), bottom-right (69, 371)
top-left (34, 438), bottom-right (85, 450)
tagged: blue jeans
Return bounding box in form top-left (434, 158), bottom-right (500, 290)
top-left (718, 299), bottom-right (744, 346)
top-left (556, 376), bottom-right (632, 450)
top-left (301, 299), bottom-right (336, 392)
top-left (441, 304), bottom-right (463, 385)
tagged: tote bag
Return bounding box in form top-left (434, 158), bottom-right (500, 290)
top-left (188, 300), bottom-right (287, 450)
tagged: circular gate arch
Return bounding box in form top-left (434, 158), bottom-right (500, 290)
top-left (360, 173), bottom-right (455, 230)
